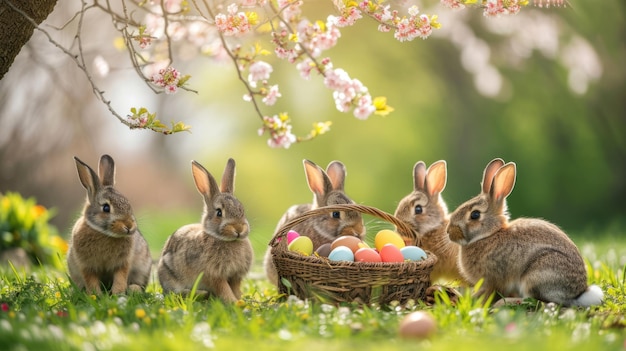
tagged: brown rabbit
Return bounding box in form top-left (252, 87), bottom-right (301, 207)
top-left (263, 159), bottom-right (365, 285)
top-left (157, 159), bottom-right (253, 303)
top-left (394, 160), bottom-right (467, 285)
top-left (67, 155), bottom-right (152, 294)
top-left (447, 158), bottom-right (603, 306)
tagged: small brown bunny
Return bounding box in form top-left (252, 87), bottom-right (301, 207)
top-left (394, 160), bottom-right (467, 285)
top-left (157, 159), bottom-right (253, 303)
top-left (263, 159), bottom-right (365, 285)
top-left (67, 155), bottom-right (152, 294)
top-left (447, 158), bottom-right (603, 306)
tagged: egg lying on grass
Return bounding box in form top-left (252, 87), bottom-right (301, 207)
top-left (398, 311), bottom-right (437, 339)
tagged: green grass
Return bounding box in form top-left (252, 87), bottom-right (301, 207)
top-left (1, 230), bottom-right (625, 351)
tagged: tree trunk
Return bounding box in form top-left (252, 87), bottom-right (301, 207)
top-left (0, 0), bottom-right (58, 80)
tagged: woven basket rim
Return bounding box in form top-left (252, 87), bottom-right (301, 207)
top-left (269, 203), bottom-right (419, 248)
top-left (274, 244), bottom-right (438, 270)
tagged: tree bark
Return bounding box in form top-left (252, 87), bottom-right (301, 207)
top-left (0, 0), bottom-right (58, 80)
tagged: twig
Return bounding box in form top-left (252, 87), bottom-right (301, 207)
top-left (1, 0), bottom-right (134, 127)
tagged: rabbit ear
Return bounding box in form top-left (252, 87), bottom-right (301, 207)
top-left (425, 160), bottom-right (447, 197)
top-left (412, 161), bottom-right (427, 191)
top-left (220, 158), bottom-right (236, 194)
top-left (326, 161), bottom-right (346, 191)
top-left (481, 158), bottom-right (505, 194)
top-left (74, 156), bottom-right (100, 201)
top-left (303, 159), bottom-right (333, 202)
top-left (191, 161), bottom-right (221, 200)
top-left (490, 163), bottom-right (516, 205)
top-left (98, 154), bottom-right (116, 187)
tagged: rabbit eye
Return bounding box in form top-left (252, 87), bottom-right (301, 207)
top-left (102, 204), bottom-right (110, 213)
top-left (216, 208), bottom-right (223, 217)
top-left (414, 205), bottom-right (423, 215)
top-left (331, 211), bottom-right (341, 219)
top-left (470, 210), bottom-right (480, 220)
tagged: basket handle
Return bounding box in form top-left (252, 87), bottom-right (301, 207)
top-left (269, 204), bottom-right (418, 247)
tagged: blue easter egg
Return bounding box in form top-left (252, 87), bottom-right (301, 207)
top-left (400, 246), bottom-right (427, 261)
top-left (328, 246), bottom-right (355, 262)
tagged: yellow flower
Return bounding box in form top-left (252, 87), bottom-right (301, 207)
top-left (311, 121), bottom-right (332, 137)
top-left (373, 96), bottom-right (395, 116)
top-left (135, 308), bottom-right (146, 319)
top-left (246, 11), bottom-right (259, 25)
top-left (51, 236), bottom-right (69, 254)
top-left (32, 205), bottom-right (46, 219)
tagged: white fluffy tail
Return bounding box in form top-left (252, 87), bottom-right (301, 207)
top-left (572, 285), bottom-right (604, 307)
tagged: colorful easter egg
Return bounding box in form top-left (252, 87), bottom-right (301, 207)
top-left (399, 311), bottom-right (437, 339)
top-left (314, 243), bottom-right (332, 258)
top-left (328, 246), bottom-right (355, 262)
top-left (357, 241), bottom-right (370, 249)
top-left (288, 236), bottom-right (313, 256)
top-left (354, 248), bottom-right (382, 263)
top-left (286, 230), bottom-right (300, 244)
top-left (400, 246), bottom-right (427, 261)
top-left (379, 244), bottom-right (404, 263)
top-left (375, 229), bottom-right (406, 251)
top-left (398, 311), bottom-right (437, 339)
top-left (331, 236), bottom-right (362, 253)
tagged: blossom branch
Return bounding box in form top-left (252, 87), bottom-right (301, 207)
top-left (3, 0), bottom-right (568, 144)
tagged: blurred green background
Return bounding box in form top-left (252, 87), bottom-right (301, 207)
top-left (0, 1), bottom-right (623, 261)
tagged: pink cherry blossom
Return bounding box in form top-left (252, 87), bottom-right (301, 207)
top-left (258, 114), bottom-right (297, 148)
top-left (277, 0), bottom-right (303, 22)
top-left (441, 0), bottom-right (466, 9)
top-left (240, 0), bottom-right (257, 8)
top-left (262, 85), bottom-right (281, 105)
top-left (296, 58), bottom-right (315, 79)
top-left (329, 7), bottom-right (362, 27)
top-left (215, 4), bottom-right (253, 36)
top-left (151, 66), bottom-right (182, 94)
top-left (484, 0), bottom-right (508, 17)
top-left (417, 15), bottom-right (434, 39)
top-left (248, 61), bottom-right (273, 86)
top-left (353, 95), bottom-right (375, 120)
top-left (165, 84), bottom-right (178, 94)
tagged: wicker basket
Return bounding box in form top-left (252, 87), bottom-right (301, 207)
top-left (269, 204), bottom-right (438, 305)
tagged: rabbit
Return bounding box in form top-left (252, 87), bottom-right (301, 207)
top-left (263, 159), bottom-right (365, 285)
top-left (67, 154), bottom-right (152, 295)
top-left (157, 158), bottom-right (253, 303)
top-left (394, 160), bottom-right (467, 285)
top-left (447, 158), bottom-right (603, 307)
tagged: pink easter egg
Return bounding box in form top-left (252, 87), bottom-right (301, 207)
top-left (354, 248), bottom-right (382, 263)
top-left (286, 230), bottom-right (300, 244)
top-left (380, 244), bottom-right (404, 263)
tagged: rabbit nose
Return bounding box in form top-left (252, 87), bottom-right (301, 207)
top-left (448, 225), bottom-right (464, 243)
top-left (122, 220), bottom-right (136, 235)
top-left (232, 223), bottom-right (249, 237)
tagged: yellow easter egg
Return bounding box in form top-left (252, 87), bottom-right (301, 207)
top-left (357, 241), bottom-right (370, 249)
top-left (374, 229), bottom-right (406, 251)
top-left (288, 236), bottom-right (313, 256)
